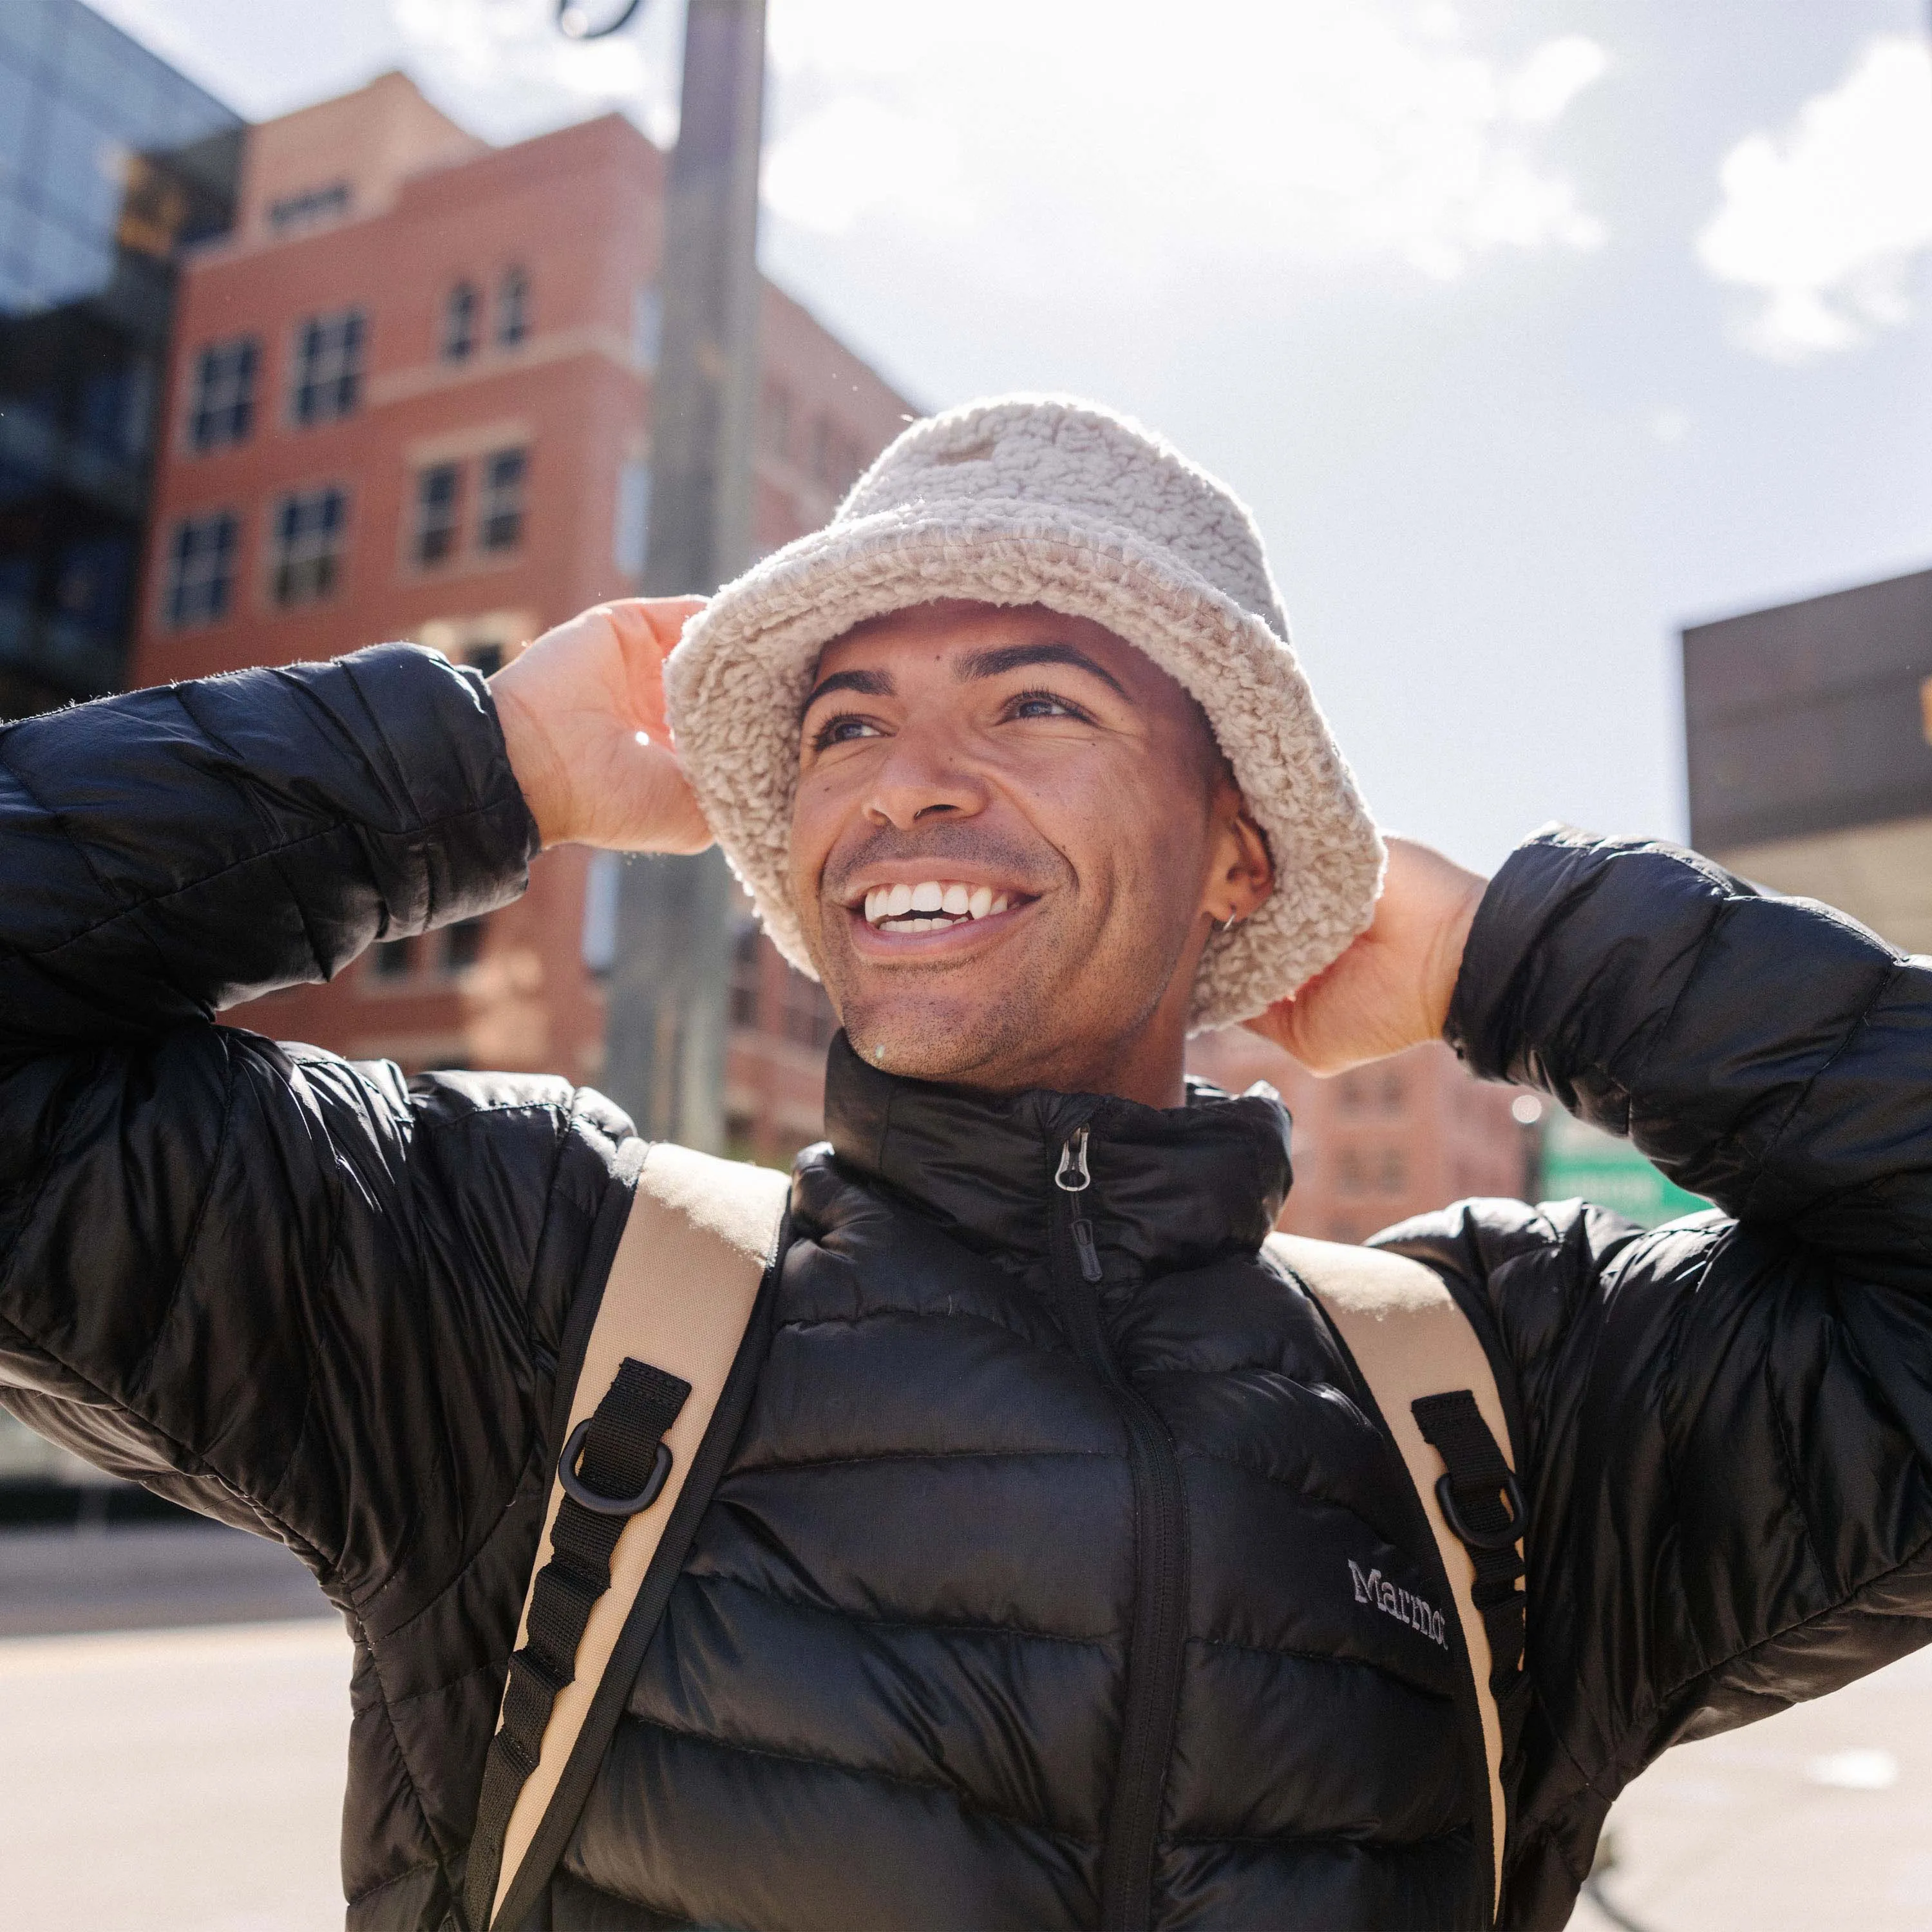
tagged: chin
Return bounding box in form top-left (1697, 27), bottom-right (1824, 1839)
top-left (842, 997), bottom-right (1024, 1086)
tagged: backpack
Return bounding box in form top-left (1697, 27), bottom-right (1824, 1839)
top-left (460, 1146), bottom-right (1527, 1930)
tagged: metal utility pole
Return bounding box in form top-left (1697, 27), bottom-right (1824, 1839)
top-left (600, 0), bottom-right (766, 1152)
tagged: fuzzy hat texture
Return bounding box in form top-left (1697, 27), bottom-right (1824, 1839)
top-left (664, 394), bottom-right (1385, 1032)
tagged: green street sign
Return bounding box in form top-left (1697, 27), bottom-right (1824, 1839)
top-left (1541, 1111), bottom-right (1709, 1227)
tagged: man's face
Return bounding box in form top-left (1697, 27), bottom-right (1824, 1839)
top-left (787, 600), bottom-right (1271, 1098)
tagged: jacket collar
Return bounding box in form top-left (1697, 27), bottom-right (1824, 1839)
top-left (817, 1032), bottom-right (1292, 1278)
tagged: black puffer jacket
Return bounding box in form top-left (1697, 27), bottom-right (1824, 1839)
top-left (3, 645), bottom-right (1929, 1931)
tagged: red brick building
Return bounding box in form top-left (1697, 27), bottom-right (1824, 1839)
top-left (131, 73), bottom-right (913, 1102)
top-left (1186, 1030), bottom-right (1533, 1242)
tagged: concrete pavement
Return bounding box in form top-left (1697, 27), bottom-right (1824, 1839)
top-left (0, 1619), bottom-right (350, 1931)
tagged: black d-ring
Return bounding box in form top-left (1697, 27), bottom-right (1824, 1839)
top-left (558, 1420), bottom-right (674, 1516)
top-left (1435, 1470), bottom-right (1527, 1551)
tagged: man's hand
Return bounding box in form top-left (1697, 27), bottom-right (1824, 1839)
top-left (1247, 835), bottom-right (1488, 1075)
top-left (489, 598), bottom-right (714, 852)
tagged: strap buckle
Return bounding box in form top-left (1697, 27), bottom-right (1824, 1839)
top-left (558, 1419), bottom-right (673, 1516)
top-left (1434, 1468), bottom-right (1527, 1551)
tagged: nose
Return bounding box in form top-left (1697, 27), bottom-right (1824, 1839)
top-left (860, 715), bottom-right (987, 831)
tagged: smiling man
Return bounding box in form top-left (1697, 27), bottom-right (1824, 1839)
top-left (3, 396), bottom-right (1931, 1932)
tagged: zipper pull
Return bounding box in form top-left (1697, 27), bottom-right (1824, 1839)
top-left (1071, 1215), bottom-right (1104, 1283)
top-left (1057, 1129), bottom-right (1104, 1282)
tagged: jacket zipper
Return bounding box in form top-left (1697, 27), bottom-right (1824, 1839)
top-left (1053, 1127), bottom-right (1189, 1932)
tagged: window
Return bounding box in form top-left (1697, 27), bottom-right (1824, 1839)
top-left (371, 938), bottom-right (413, 980)
top-left (1379, 1148), bottom-right (1406, 1193)
top-left (162, 509), bottom-right (239, 628)
top-left (290, 308), bottom-right (365, 425)
top-left (270, 485), bottom-right (348, 606)
top-left (729, 922), bottom-right (761, 1028)
top-left (442, 281), bottom-right (478, 363)
top-left (186, 336), bottom-right (256, 451)
top-left (614, 457), bottom-right (650, 578)
top-left (465, 641), bottom-right (504, 677)
top-left (443, 918), bottom-right (486, 972)
top-left (809, 413), bottom-right (831, 483)
top-left (495, 266), bottom-right (529, 348)
top-left (413, 462), bottom-right (461, 567)
top-left (478, 447), bottom-right (527, 552)
top-left (1378, 1068), bottom-right (1405, 1115)
top-left (267, 180), bottom-right (350, 233)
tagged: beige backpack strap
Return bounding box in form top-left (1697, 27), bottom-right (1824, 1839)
top-left (1267, 1233), bottom-right (1526, 1924)
top-left (464, 1142), bottom-right (790, 1932)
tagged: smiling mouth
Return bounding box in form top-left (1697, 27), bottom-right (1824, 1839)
top-left (857, 880), bottom-right (1018, 934)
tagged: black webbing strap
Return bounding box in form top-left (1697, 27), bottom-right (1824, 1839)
top-left (1411, 1389), bottom-right (1527, 1696)
top-left (461, 1358), bottom-right (690, 1932)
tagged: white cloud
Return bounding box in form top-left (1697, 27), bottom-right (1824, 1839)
top-left (388, 0), bottom-right (682, 146)
top-left (366, 0), bottom-right (1608, 285)
top-left (762, 97), bottom-right (969, 236)
top-left (1697, 33), bottom-right (1932, 361)
top-left (760, 0), bottom-right (1608, 282)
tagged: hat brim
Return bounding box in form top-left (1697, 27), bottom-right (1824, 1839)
top-left (665, 497), bottom-right (1384, 1032)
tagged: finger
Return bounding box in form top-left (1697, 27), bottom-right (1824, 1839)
top-left (603, 598), bottom-right (706, 739)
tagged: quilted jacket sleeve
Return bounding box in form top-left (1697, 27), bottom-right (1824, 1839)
top-left (0, 647), bottom-right (623, 1615)
top-left (1386, 828), bottom-right (1932, 1925)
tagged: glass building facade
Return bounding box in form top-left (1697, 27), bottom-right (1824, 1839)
top-left (0, 0), bottom-right (240, 716)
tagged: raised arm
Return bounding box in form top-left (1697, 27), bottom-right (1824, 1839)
top-left (1379, 829), bottom-right (1932, 1924)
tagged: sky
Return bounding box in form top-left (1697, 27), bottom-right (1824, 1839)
top-left (88, 0), bottom-right (1932, 871)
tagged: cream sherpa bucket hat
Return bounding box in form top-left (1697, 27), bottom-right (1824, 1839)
top-left (664, 394), bottom-right (1384, 1032)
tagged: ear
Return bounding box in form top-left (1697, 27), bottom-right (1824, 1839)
top-left (1202, 784), bottom-right (1274, 927)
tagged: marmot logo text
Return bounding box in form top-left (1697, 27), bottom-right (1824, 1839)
top-left (1349, 1558), bottom-right (1447, 1648)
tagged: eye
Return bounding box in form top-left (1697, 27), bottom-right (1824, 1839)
top-left (810, 711), bottom-right (883, 752)
top-left (1007, 688), bottom-right (1092, 723)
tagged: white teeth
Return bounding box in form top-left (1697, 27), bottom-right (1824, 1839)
top-left (864, 882), bottom-right (1018, 928)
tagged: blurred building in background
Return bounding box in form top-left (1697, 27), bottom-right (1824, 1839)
top-left (129, 71), bottom-right (911, 1127)
top-left (0, 0), bottom-right (240, 717)
top-left (1683, 565), bottom-right (1932, 954)
top-left (1186, 1030), bottom-right (1534, 1241)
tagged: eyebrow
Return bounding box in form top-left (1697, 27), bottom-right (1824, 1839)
top-left (801, 666), bottom-right (895, 714)
top-left (799, 639), bottom-right (1129, 720)
top-left (956, 641), bottom-right (1129, 696)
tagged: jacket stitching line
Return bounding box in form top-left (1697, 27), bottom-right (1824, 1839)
top-left (1164, 1823), bottom-right (1468, 1850)
top-left (728, 1446), bottom-right (1120, 1477)
top-left (124, 1032), bottom-right (242, 1399)
top-left (375, 1647), bottom-right (514, 1714)
top-left (1177, 1443), bottom-right (1419, 1549)
top-left (621, 1712), bottom-right (1099, 1849)
top-left (1191, 1630), bottom-right (1456, 1703)
top-left (1763, 1351), bottom-right (1830, 1584)
top-left (0, 797), bottom-right (522, 969)
top-left (777, 1303), bottom-right (1068, 1352)
top-left (1739, 958), bottom-right (1899, 1225)
top-left (1640, 1520), bottom-right (1932, 1735)
top-left (682, 1566), bottom-right (1121, 1649)
top-left (346, 1853), bottom-right (443, 1909)
top-left (358, 1633), bottom-right (459, 1859)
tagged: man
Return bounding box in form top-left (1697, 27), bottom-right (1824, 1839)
top-left (1, 396), bottom-right (1927, 1932)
